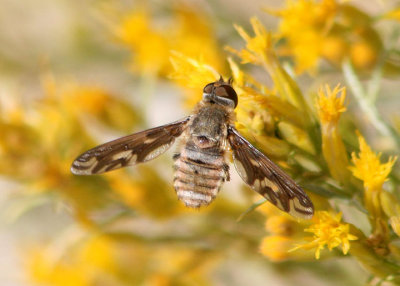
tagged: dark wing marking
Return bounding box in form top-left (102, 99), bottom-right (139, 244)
top-left (71, 117), bottom-right (191, 175)
top-left (227, 126), bottom-right (314, 219)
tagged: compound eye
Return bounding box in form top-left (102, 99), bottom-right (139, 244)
top-left (203, 83), bottom-right (213, 94)
top-left (215, 86), bottom-right (228, 97)
top-left (216, 85), bottom-right (238, 107)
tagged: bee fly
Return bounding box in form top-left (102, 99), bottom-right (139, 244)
top-left (71, 77), bottom-right (314, 219)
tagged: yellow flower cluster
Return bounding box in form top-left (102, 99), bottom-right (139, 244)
top-left (292, 211), bottom-right (358, 259)
top-left (169, 52), bottom-right (221, 106)
top-left (315, 84), bottom-right (352, 186)
top-left (0, 73), bottom-right (186, 226)
top-left (350, 134), bottom-right (397, 191)
top-left (349, 133), bottom-right (398, 246)
top-left (269, 0), bottom-right (338, 73)
top-left (384, 8), bottom-right (400, 21)
top-left (316, 84), bottom-right (347, 124)
top-left (269, 0), bottom-right (383, 73)
top-left (228, 17), bottom-right (273, 65)
top-left (114, 5), bottom-right (223, 77)
top-left (29, 232), bottom-right (220, 286)
top-left (259, 204), bottom-right (316, 262)
top-left (166, 15), bottom-right (400, 279)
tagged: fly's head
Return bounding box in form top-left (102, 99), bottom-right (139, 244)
top-left (202, 76), bottom-right (238, 109)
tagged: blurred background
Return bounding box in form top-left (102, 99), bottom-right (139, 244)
top-left (1, 0), bottom-right (400, 285)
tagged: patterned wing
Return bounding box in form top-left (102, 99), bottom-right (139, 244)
top-left (227, 126), bottom-right (314, 219)
top-left (71, 117), bottom-right (191, 175)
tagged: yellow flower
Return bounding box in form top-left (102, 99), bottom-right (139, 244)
top-left (260, 211), bottom-right (317, 262)
top-left (115, 166), bottom-right (183, 218)
top-left (227, 17), bottom-right (273, 66)
top-left (106, 172), bottom-right (145, 208)
top-left (260, 235), bottom-right (294, 262)
top-left (349, 133), bottom-right (397, 236)
top-left (113, 5), bottom-right (223, 77)
top-left (349, 133), bottom-right (397, 191)
top-left (382, 8), bottom-right (400, 21)
top-left (235, 88), bottom-right (307, 130)
top-left (350, 41), bottom-right (378, 70)
top-left (228, 57), bottom-right (304, 158)
top-left (316, 84), bottom-right (347, 124)
top-left (227, 57), bottom-right (268, 96)
top-left (268, 0), bottom-right (338, 73)
top-left (171, 6), bottom-right (223, 72)
top-left (169, 52), bottom-right (220, 89)
top-left (169, 52), bottom-right (221, 106)
top-left (270, 1), bottom-right (383, 72)
top-left (144, 247), bottom-right (220, 285)
top-left (0, 75), bottom-right (125, 223)
top-left (292, 211), bottom-right (358, 259)
top-left (315, 84), bottom-right (352, 186)
top-left (259, 203), bottom-right (315, 262)
top-left (265, 215), bottom-right (299, 236)
top-left (320, 35), bottom-right (348, 65)
top-left (229, 18), bottom-right (311, 113)
top-left (0, 120), bottom-right (36, 172)
top-left (29, 249), bottom-right (90, 286)
top-left (79, 236), bottom-right (116, 272)
top-left (146, 273), bottom-right (172, 286)
top-left (229, 22), bottom-right (313, 150)
top-left (114, 9), bottom-right (169, 74)
top-left (41, 74), bottom-right (139, 132)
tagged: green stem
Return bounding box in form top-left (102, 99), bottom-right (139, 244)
top-left (342, 61), bottom-right (400, 149)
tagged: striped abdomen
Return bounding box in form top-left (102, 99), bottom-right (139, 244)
top-left (173, 143), bottom-right (228, 208)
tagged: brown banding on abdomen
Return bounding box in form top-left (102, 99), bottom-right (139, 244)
top-left (173, 145), bottom-right (227, 208)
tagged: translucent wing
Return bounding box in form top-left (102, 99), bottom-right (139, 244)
top-left (71, 117), bottom-right (191, 175)
top-left (227, 126), bottom-right (314, 219)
